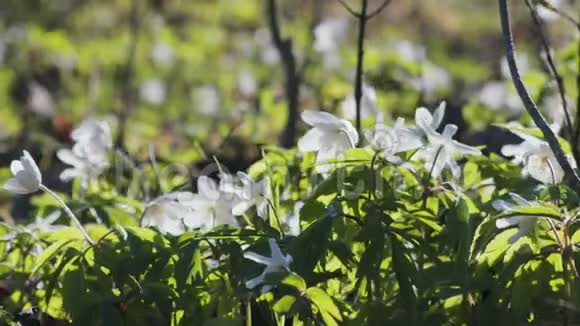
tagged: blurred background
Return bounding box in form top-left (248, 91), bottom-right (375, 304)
top-left (0, 0), bottom-right (578, 218)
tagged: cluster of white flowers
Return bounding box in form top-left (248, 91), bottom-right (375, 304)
top-left (141, 172), bottom-right (273, 235)
top-left (501, 124), bottom-right (574, 185)
top-left (57, 119), bottom-right (112, 188)
top-left (299, 102), bottom-right (480, 178)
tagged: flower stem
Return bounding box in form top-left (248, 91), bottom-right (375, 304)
top-left (39, 184), bottom-right (95, 246)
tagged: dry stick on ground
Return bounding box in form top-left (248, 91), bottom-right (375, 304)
top-left (524, 0), bottom-right (573, 143)
top-left (115, 0), bottom-right (140, 149)
top-left (266, 0), bottom-right (300, 148)
top-left (338, 0), bottom-right (392, 145)
top-left (498, 0), bottom-right (580, 194)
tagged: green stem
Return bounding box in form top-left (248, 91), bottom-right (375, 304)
top-left (39, 184), bottom-right (95, 246)
top-left (246, 300), bottom-right (252, 326)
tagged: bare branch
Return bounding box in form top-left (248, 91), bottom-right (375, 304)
top-left (366, 0), bottom-right (393, 20)
top-left (266, 0), bottom-right (300, 148)
top-left (337, 0), bottom-right (361, 18)
top-left (524, 0), bottom-right (573, 136)
top-left (353, 0), bottom-right (369, 142)
top-left (499, 0), bottom-right (580, 193)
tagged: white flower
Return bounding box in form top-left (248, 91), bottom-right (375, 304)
top-left (542, 92), bottom-right (574, 129)
top-left (254, 28), bottom-right (280, 65)
top-left (364, 112), bottom-right (423, 162)
top-left (140, 78), bottom-right (166, 105)
top-left (57, 119), bottom-right (112, 187)
top-left (27, 82), bottom-right (54, 117)
top-left (478, 81), bottom-right (522, 114)
top-left (298, 110), bottom-right (359, 174)
top-left (314, 17), bottom-right (348, 53)
top-left (4, 150), bottom-right (42, 194)
top-left (411, 101), bottom-right (446, 137)
top-left (390, 40), bottom-right (427, 63)
top-left (194, 85), bottom-right (220, 116)
top-left (224, 172), bottom-right (271, 219)
top-left (536, 0), bottom-right (569, 21)
top-left (71, 119), bottom-right (113, 154)
top-left (501, 129), bottom-right (571, 184)
top-left (244, 238), bottom-right (293, 289)
top-left (57, 149), bottom-right (109, 188)
top-left (413, 120), bottom-right (481, 178)
top-left (183, 176), bottom-right (238, 231)
top-left (341, 83), bottom-right (377, 121)
top-left (314, 17), bottom-right (348, 69)
top-left (238, 69), bottom-right (258, 98)
top-left (141, 192), bottom-right (195, 236)
top-left (500, 53), bottom-right (529, 80)
top-left (411, 64), bottom-right (451, 101)
top-left (150, 41), bottom-right (175, 66)
top-left (493, 193), bottom-right (541, 244)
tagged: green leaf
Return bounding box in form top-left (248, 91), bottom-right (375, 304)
top-left (30, 238), bottom-right (80, 276)
top-left (282, 273), bottom-right (307, 292)
top-left (389, 234), bottom-right (417, 315)
top-left (306, 287), bottom-right (342, 326)
top-left (273, 295), bottom-right (297, 313)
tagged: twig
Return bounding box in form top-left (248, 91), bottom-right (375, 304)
top-left (115, 0), bottom-right (140, 149)
top-left (366, 0), bottom-right (393, 20)
top-left (337, 0), bottom-right (360, 18)
top-left (524, 0), bottom-right (573, 140)
top-left (536, 0), bottom-right (580, 29)
top-left (498, 0), bottom-right (580, 194)
top-left (266, 0), bottom-right (300, 148)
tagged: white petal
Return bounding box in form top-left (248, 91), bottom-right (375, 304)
top-left (301, 110), bottom-right (343, 129)
top-left (3, 178), bottom-right (31, 194)
top-left (57, 149), bottom-right (84, 167)
top-left (442, 124), bottom-right (458, 139)
top-left (298, 128), bottom-right (324, 152)
top-left (341, 121), bottom-right (359, 147)
top-left (243, 251), bottom-right (274, 265)
top-left (508, 193), bottom-right (531, 206)
top-left (431, 101), bottom-right (446, 129)
top-left (232, 200), bottom-right (254, 216)
top-left (10, 160), bottom-right (24, 175)
top-left (59, 168), bottom-right (80, 182)
top-left (245, 272), bottom-right (266, 289)
top-left (415, 107), bottom-right (434, 128)
top-left (492, 199), bottom-right (515, 212)
top-left (21, 151), bottom-right (42, 184)
top-left (508, 228), bottom-right (527, 244)
top-left (452, 141), bottom-right (481, 156)
top-left (268, 238), bottom-right (285, 264)
top-left (447, 157), bottom-right (461, 178)
top-left (495, 216), bottom-right (524, 229)
top-left (197, 176), bottom-right (220, 200)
